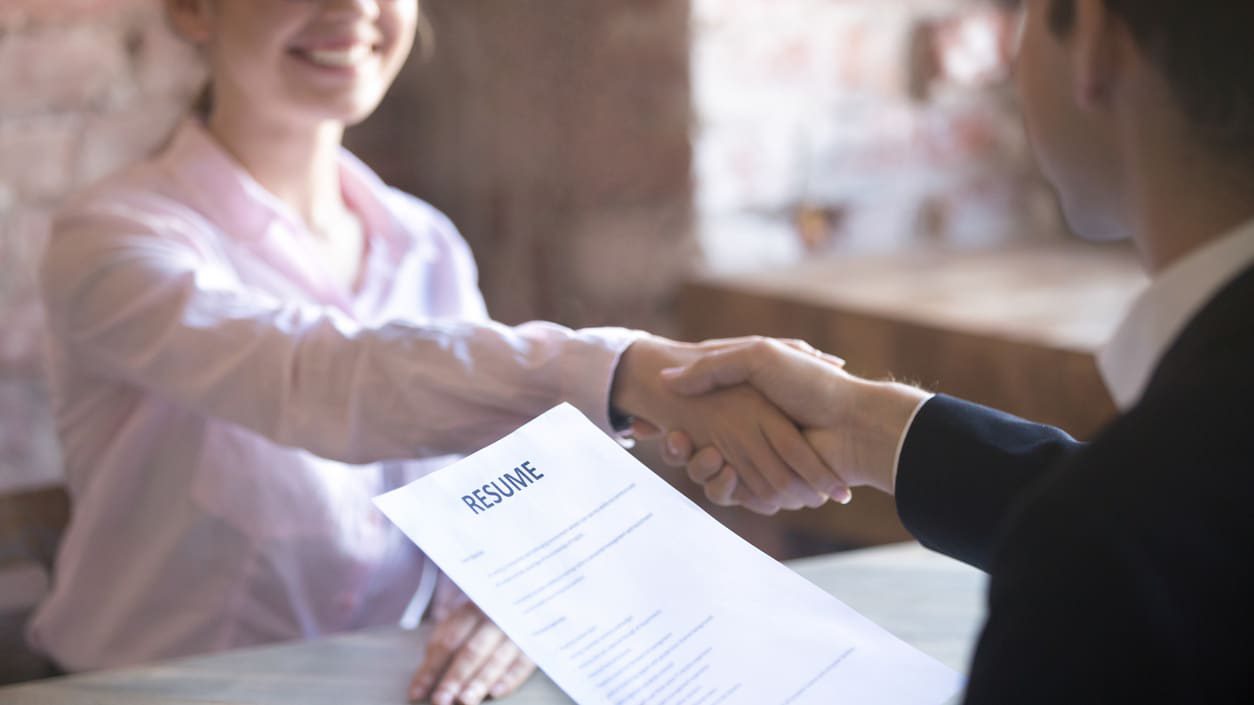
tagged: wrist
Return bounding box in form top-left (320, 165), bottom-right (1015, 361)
top-left (847, 378), bottom-right (931, 495)
top-left (609, 339), bottom-right (647, 422)
top-left (610, 336), bottom-right (682, 425)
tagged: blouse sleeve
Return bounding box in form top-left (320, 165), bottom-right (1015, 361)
top-left (40, 209), bottom-right (642, 465)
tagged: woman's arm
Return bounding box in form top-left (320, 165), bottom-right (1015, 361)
top-left (42, 213), bottom-right (841, 511)
top-left (42, 214), bottom-right (638, 463)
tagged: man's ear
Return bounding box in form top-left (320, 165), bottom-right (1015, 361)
top-left (165, 0), bottom-right (215, 45)
top-left (1070, 0), bottom-right (1125, 110)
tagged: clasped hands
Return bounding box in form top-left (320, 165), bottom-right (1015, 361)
top-left (612, 335), bottom-right (932, 515)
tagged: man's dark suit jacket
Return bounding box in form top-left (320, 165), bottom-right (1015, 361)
top-left (896, 266), bottom-right (1254, 703)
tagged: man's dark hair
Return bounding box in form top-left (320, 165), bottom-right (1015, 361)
top-left (1045, 0), bottom-right (1254, 169)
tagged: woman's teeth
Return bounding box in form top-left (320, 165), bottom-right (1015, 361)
top-left (300, 45), bottom-right (374, 68)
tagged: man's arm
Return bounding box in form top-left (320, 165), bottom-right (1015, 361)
top-left (660, 339), bottom-right (1083, 570)
top-left (896, 395), bottom-right (1081, 571)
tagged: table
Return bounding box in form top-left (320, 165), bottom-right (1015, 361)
top-left (0, 543), bottom-right (985, 705)
top-left (679, 242), bottom-right (1146, 549)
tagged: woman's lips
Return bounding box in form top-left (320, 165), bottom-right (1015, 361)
top-left (289, 43), bottom-right (379, 69)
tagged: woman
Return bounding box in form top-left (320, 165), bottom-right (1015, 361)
top-left (29, 1), bottom-right (842, 704)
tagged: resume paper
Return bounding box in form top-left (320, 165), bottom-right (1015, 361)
top-left (374, 404), bottom-right (963, 705)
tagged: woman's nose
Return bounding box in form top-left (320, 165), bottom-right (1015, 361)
top-left (318, 0), bottom-right (382, 22)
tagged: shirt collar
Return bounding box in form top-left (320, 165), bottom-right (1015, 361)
top-left (1098, 217), bottom-right (1254, 411)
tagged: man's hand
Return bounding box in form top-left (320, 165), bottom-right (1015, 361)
top-left (658, 338), bottom-right (932, 498)
top-left (611, 336), bottom-right (850, 515)
top-left (409, 603), bottom-right (535, 705)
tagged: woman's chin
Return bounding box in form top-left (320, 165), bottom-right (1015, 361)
top-left (283, 93), bottom-right (388, 129)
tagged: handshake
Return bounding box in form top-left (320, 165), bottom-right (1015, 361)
top-left (611, 336), bottom-right (932, 515)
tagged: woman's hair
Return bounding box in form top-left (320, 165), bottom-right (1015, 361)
top-left (161, 2), bottom-right (212, 119)
top-left (191, 81), bottom-right (214, 120)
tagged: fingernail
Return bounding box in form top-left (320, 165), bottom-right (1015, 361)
top-left (490, 683), bottom-right (510, 698)
top-left (462, 683), bottom-right (487, 704)
top-left (837, 489), bottom-right (853, 505)
top-left (665, 435), bottom-right (682, 457)
top-left (433, 688), bottom-right (455, 705)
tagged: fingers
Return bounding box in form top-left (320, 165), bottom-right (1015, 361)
top-left (654, 338), bottom-right (852, 513)
top-left (411, 603), bottom-right (538, 705)
top-left (715, 431), bottom-right (783, 507)
top-left (685, 446), bottom-right (725, 485)
top-left (667, 389), bottom-right (820, 512)
top-left (489, 653), bottom-right (536, 700)
top-left (662, 430), bottom-right (695, 467)
top-left (456, 637), bottom-right (519, 705)
top-left (704, 464), bottom-right (786, 516)
top-left (662, 338), bottom-right (845, 398)
top-left (779, 339), bottom-right (846, 368)
top-left (660, 345), bottom-right (762, 396)
top-left (732, 482), bottom-right (782, 515)
top-left (702, 465), bottom-right (738, 506)
top-left (735, 423), bottom-right (813, 511)
top-left (410, 604), bottom-right (483, 702)
top-left (779, 338), bottom-right (815, 353)
top-left (658, 392), bottom-right (809, 511)
top-left (429, 620), bottom-right (505, 705)
top-left (662, 395), bottom-right (839, 509)
top-left (760, 413), bottom-right (850, 505)
top-left (803, 429), bottom-right (858, 501)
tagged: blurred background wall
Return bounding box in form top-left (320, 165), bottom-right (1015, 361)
top-left (692, 0), bottom-right (1061, 271)
top-left (347, 0), bottom-right (698, 333)
top-left (0, 0), bottom-right (204, 493)
top-left (0, 0), bottom-right (1046, 498)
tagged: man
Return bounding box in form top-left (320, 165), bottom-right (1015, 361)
top-left (659, 0), bottom-right (1254, 701)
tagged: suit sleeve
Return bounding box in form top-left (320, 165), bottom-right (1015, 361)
top-left (894, 395), bottom-right (1083, 571)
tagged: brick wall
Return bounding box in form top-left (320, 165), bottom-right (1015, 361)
top-left (0, 1), bottom-right (204, 491)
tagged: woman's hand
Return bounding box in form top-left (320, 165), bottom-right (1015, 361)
top-left (409, 603), bottom-right (535, 705)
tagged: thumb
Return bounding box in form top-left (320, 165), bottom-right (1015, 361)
top-left (779, 339), bottom-right (846, 369)
top-left (660, 347), bottom-right (757, 396)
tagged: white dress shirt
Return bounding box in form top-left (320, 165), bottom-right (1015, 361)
top-left (1099, 218), bottom-right (1254, 411)
top-left (29, 120), bottom-right (642, 671)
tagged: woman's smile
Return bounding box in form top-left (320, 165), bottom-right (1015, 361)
top-left (287, 34), bottom-right (383, 73)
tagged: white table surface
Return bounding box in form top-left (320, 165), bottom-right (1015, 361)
top-left (0, 542), bottom-right (986, 705)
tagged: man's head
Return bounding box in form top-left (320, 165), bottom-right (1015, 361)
top-left (1011, 0), bottom-right (1254, 243)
